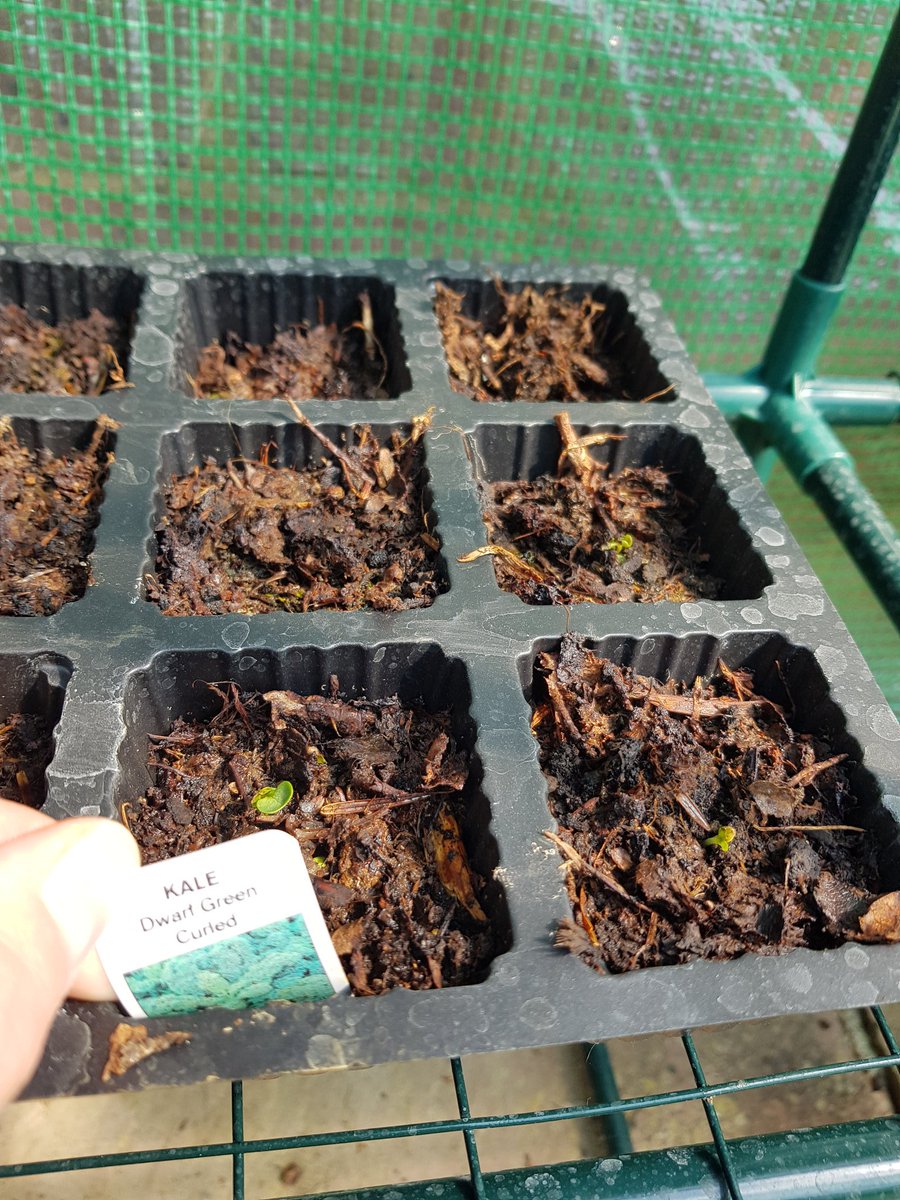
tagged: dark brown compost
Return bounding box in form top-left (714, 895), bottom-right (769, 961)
top-left (193, 293), bottom-right (389, 400)
top-left (533, 635), bottom-right (897, 974)
top-left (0, 711), bottom-right (54, 808)
top-left (462, 413), bottom-right (721, 605)
top-left (435, 280), bottom-right (661, 403)
top-left (127, 683), bottom-right (496, 995)
top-left (0, 304), bottom-right (129, 395)
top-left (0, 416), bottom-right (116, 615)
top-left (148, 419), bottom-right (445, 615)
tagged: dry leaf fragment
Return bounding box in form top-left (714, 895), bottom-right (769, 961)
top-left (411, 406), bottom-right (436, 443)
top-left (427, 805), bottom-right (487, 922)
top-left (858, 891), bottom-right (900, 943)
top-left (631, 688), bottom-right (783, 720)
top-left (789, 754), bottom-right (847, 789)
top-left (375, 446), bottom-right (395, 486)
top-left (457, 543), bottom-right (547, 582)
top-left (101, 1023), bottom-right (191, 1083)
top-left (749, 780), bottom-right (802, 819)
top-left (423, 731), bottom-right (450, 787)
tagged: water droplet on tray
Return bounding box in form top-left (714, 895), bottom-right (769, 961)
top-left (222, 621), bottom-right (249, 650)
top-left (757, 526), bottom-right (785, 546)
top-left (132, 326), bottom-right (174, 366)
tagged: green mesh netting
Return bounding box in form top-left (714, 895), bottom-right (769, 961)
top-left (0, 1), bottom-right (897, 375)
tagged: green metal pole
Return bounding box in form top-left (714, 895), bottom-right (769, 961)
top-left (759, 8), bottom-right (900, 390)
top-left (705, 374), bottom-right (900, 425)
top-left (805, 456), bottom-right (900, 626)
top-left (762, 390), bottom-right (900, 628)
top-left (585, 1044), bottom-right (634, 1159)
top-left (751, 9), bottom-right (900, 629)
top-left (318, 1117), bottom-right (900, 1200)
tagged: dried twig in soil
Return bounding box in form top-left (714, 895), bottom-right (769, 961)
top-left (534, 634), bottom-right (890, 974)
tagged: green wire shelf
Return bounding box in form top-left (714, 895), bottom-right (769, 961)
top-left (3, 1007), bottom-right (900, 1199)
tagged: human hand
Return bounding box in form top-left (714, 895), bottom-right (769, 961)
top-left (0, 800), bottom-right (140, 1104)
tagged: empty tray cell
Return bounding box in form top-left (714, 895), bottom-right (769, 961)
top-left (523, 631), bottom-right (898, 975)
top-left (0, 654), bottom-right (70, 809)
top-left (0, 416), bottom-right (117, 616)
top-left (146, 421), bottom-right (447, 614)
top-left (434, 277), bottom-right (671, 403)
top-left (466, 421), bottom-right (771, 604)
top-left (0, 260), bottom-right (143, 393)
top-left (117, 644), bottom-right (510, 999)
top-left (178, 272), bottom-right (412, 399)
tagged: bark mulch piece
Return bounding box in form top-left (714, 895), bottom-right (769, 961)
top-left (0, 711), bottom-right (54, 807)
top-left (192, 293), bottom-right (389, 400)
top-left (0, 304), bottom-right (130, 396)
top-left (101, 1024), bottom-right (192, 1083)
top-left (127, 682), bottom-right (496, 995)
top-left (533, 635), bottom-right (898, 975)
top-left (149, 413), bottom-right (445, 615)
top-left (460, 413), bottom-right (721, 605)
top-left (435, 279), bottom-right (669, 403)
top-left (0, 416), bottom-right (117, 616)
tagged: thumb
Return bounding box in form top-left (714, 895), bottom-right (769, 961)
top-left (0, 817), bottom-right (140, 1104)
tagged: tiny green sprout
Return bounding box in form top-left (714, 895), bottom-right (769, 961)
top-left (312, 854), bottom-right (327, 868)
top-left (704, 825), bottom-right (736, 854)
top-left (251, 780), bottom-right (294, 815)
top-left (601, 532), bottom-right (634, 561)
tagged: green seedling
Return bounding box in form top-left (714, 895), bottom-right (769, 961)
top-left (601, 532), bottom-right (634, 561)
top-left (312, 854), bottom-right (328, 868)
top-left (251, 780), bottom-right (294, 815)
top-left (703, 825), bottom-right (736, 854)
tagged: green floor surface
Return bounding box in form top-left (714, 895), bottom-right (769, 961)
top-left (763, 424), bottom-right (899, 716)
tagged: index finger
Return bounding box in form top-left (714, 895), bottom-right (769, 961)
top-left (0, 798), bottom-right (54, 844)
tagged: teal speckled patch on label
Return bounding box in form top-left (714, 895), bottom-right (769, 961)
top-left (125, 913), bottom-right (337, 1017)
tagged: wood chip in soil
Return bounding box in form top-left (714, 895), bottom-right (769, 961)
top-left (101, 1023), bottom-right (192, 1082)
top-left (0, 711), bottom-right (54, 807)
top-left (148, 419), bottom-right (445, 615)
top-left (434, 279), bottom-right (663, 403)
top-left (0, 415), bottom-right (117, 616)
top-left (127, 681), bottom-right (497, 995)
top-left (0, 305), bottom-right (129, 395)
top-left (192, 292), bottom-right (390, 400)
top-left (460, 412), bottom-right (721, 605)
top-left (533, 634), bottom-right (894, 974)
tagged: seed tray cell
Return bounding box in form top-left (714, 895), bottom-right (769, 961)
top-left (0, 415), bottom-right (117, 616)
top-left (115, 643), bottom-right (512, 966)
top-left (0, 259), bottom-right (144, 380)
top-left (176, 272), bottom-right (413, 399)
top-left (0, 246), bottom-right (894, 1099)
top-left (435, 277), bottom-right (672, 403)
top-left (143, 420), bottom-right (449, 613)
top-left (0, 653), bottom-right (71, 808)
top-left (467, 421), bottom-right (773, 603)
top-left (522, 631), bottom-right (900, 886)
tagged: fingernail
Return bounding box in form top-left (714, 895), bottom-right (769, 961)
top-left (41, 822), bottom-right (140, 965)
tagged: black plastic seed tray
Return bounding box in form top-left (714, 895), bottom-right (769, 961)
top-left (1, 245), bottom-right (897, 1099)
